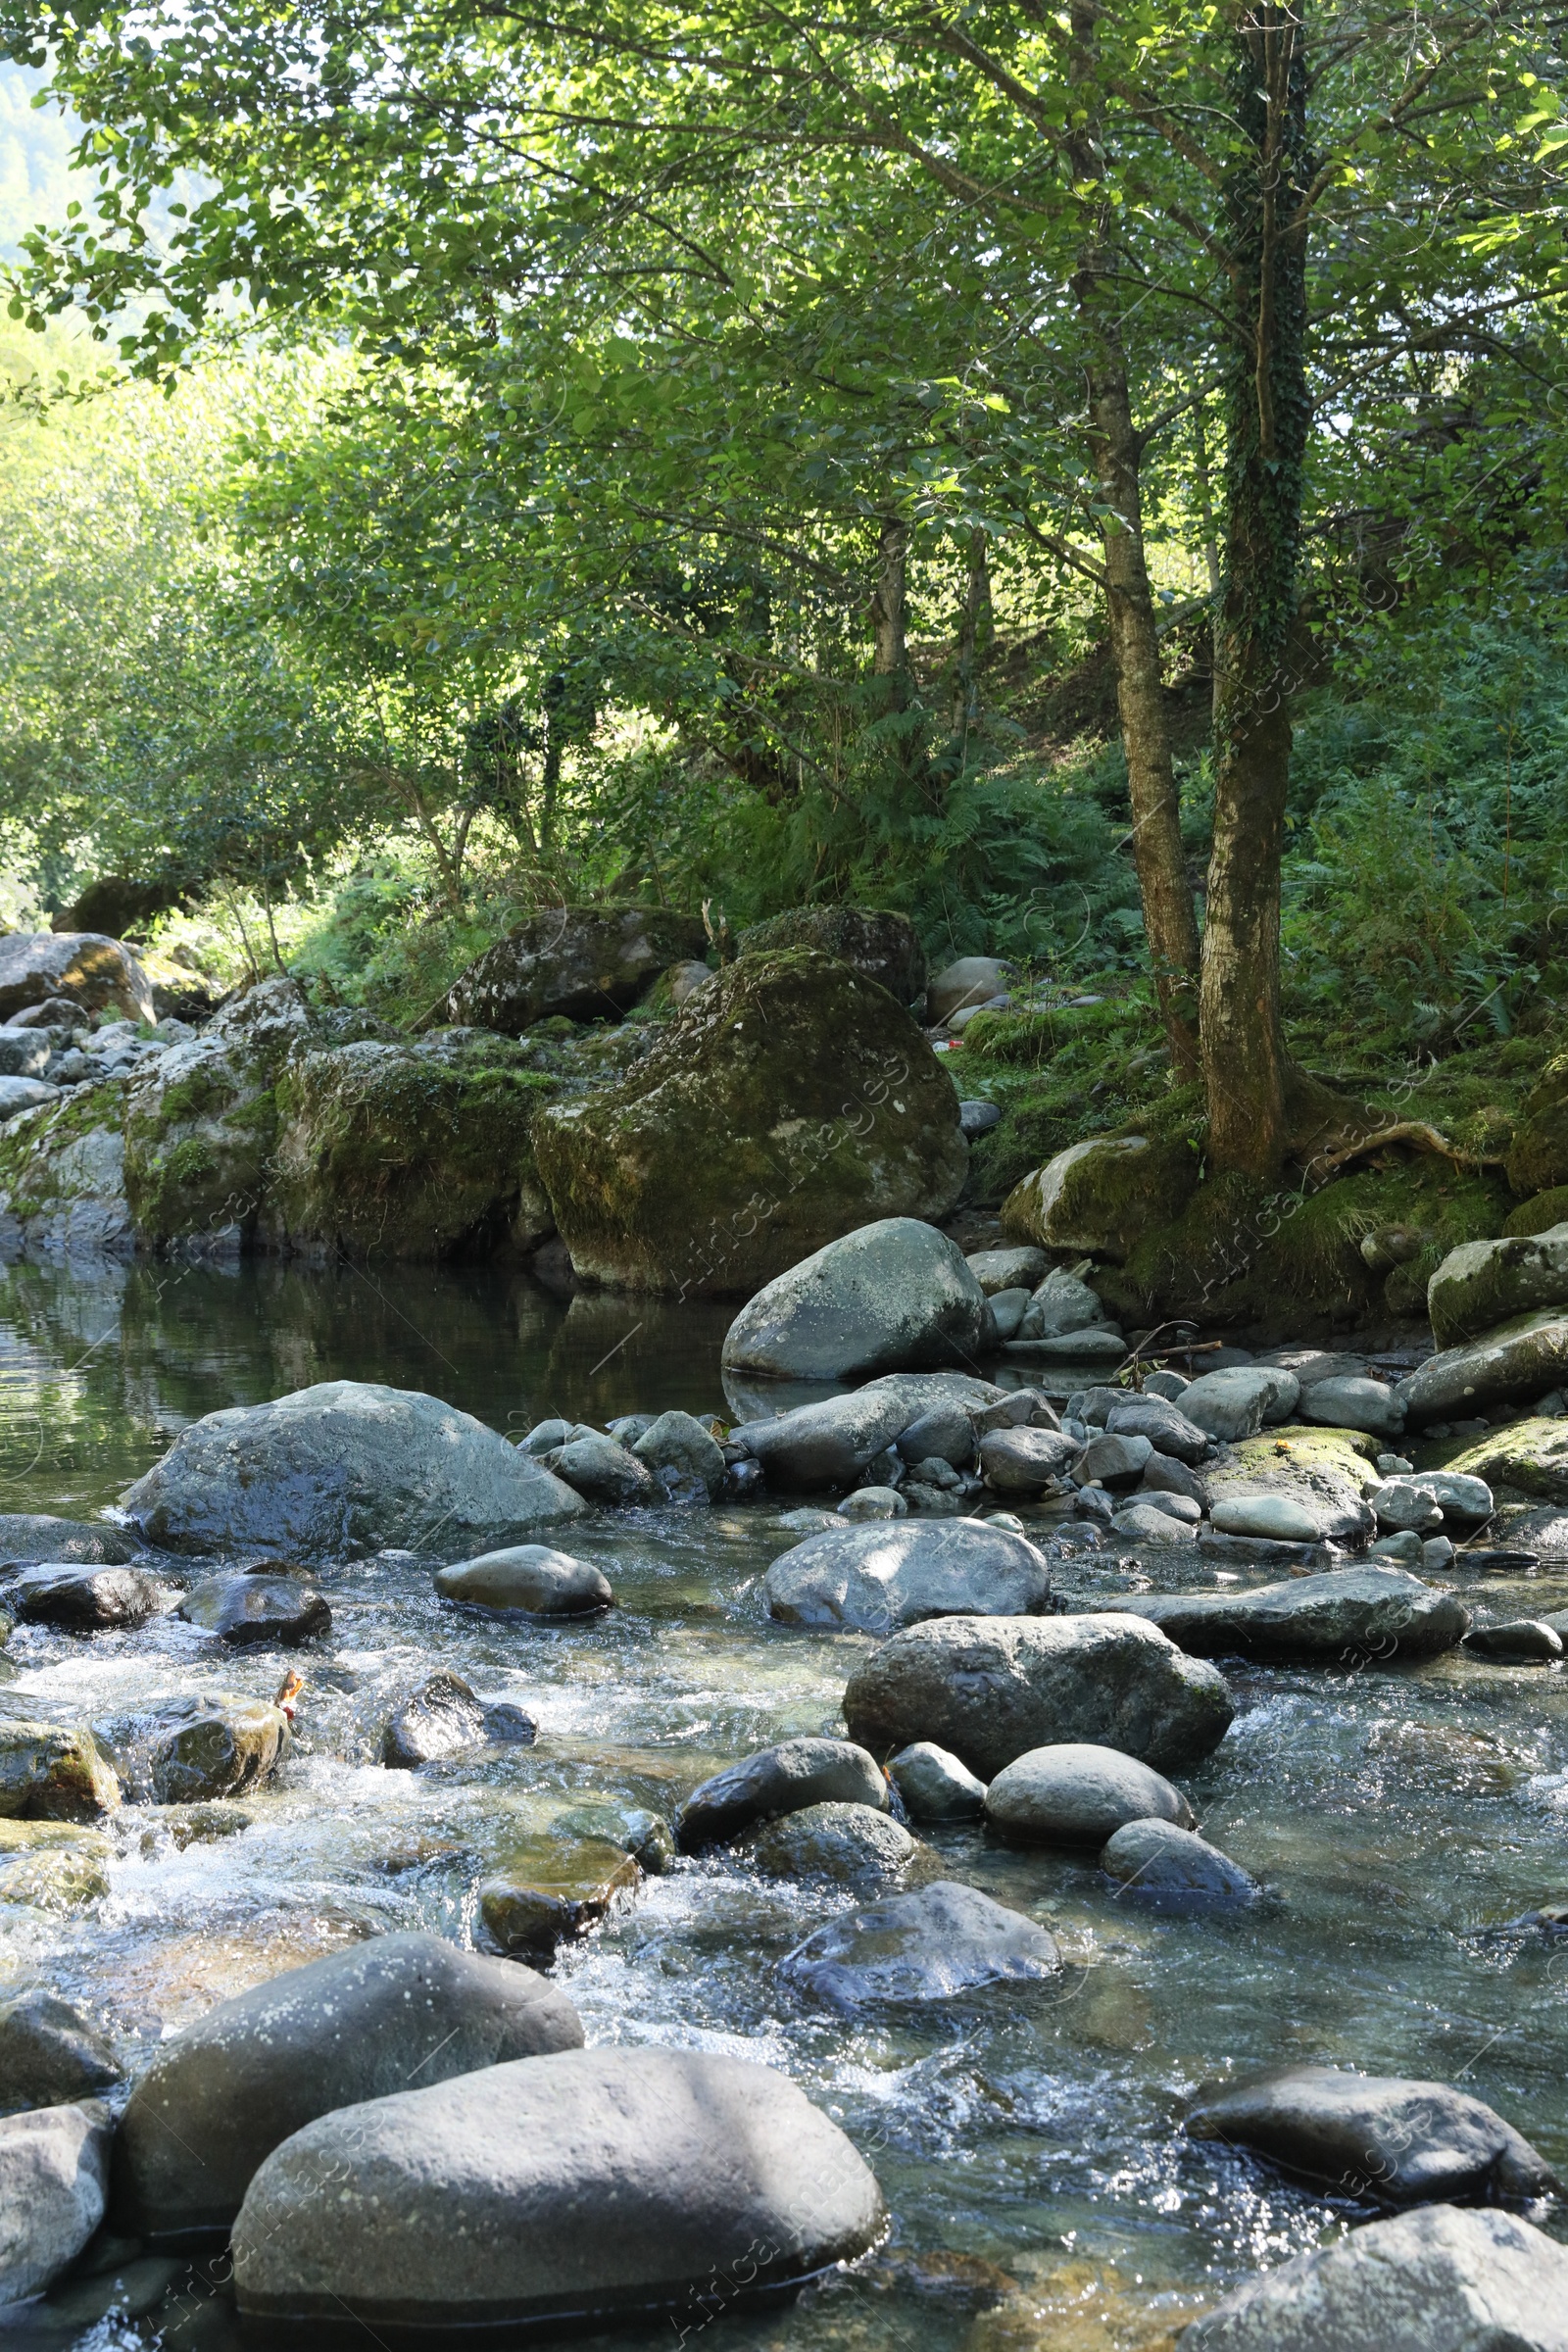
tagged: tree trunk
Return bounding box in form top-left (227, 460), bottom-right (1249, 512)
top-left (950, 526), bottom-right (993, 741)
top-left (869, 513), bottom-right (910, 708)
top-left (1200, 2), bottom-right (1313, 1176)
top-left (1068, 5), bottom-right (1201, 1079)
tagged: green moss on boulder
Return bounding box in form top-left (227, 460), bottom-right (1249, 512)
top-left (532, 949), bottom-right (967, 1295)
top-left (735, 909), bottom-right (926, 1008)
top-left (0, 1081), bottom-right (133, 1255)
top-left (1426, 1415), bottom-right (1568, 1502)
top-left (1505, 1053), bottom-right (1568, 1196)
top-left (1002, 1128), bottom-right (1200, 1262)
top-left (1503, 1186), bottom-right (1568, 1238)
top-left (271, 1032), bottom-right (558, 1261)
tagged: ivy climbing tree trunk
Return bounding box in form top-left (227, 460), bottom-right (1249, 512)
top-left (1069, 3), bottom-right (1201, 1082)
top-left (1200, 1), bottom-right (1314, 1176)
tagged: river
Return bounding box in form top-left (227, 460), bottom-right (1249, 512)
top-left (2, 1253), bottom-right (1566, 2350)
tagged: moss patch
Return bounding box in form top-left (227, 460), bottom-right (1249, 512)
top-left (0, 1081), bottom-right (128, 1224)
top-left (1418, 1415), bottom-right (1568, 1501)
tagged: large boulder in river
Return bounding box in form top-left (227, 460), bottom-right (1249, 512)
top-left (736, 908), bottom-right (926, 1007)
top-left (722, 1219), bottom-right (989, 1382)
top-left (733, 1371), bottom-right (1002, 1492)
top-left (1427, 1225), bottom-right (1568, 1348)
top-left (119, 1380), bottom-right (583, 1558)
top-left (782, 1880), bottom-right (1060, 2009)
top-left (1397, 1309), bottom-right (1568, 1424)
top-left (1435, 1416), bottom-right (1568, 1503)
top-left (1179, 2204), bottom-right (1568, 2352)
top-left (0, 2099), bottom-right (112, 2301)
top-left (231, 2047), bottom-right (884, 2335)
top-left (1185, 2066), bottom-right (1558, 2208)
top-left (532, 951), bottom-right (967, 1295)
top-left (1205, 1425), bottom-right (1378, 1545)
top-left (0, 932), bottom-right (152, 1024)
top-left (269, 1031), bottom-right (558, 1261)
top-left (444, 906), bottom-right (706, 1031)
top-left (1108, 1566), bottom-right (1469, 1664)
top-left (985, 1742), bottom-right (1194, 1846)
top-left (113, 1932), bottom-right (584, 2245)
top-left (843, 1613), bottom-right (1234, 1778)
top-left (1001, 1133), bottom-right (1198, 1262)
top-left (0, 1078), bottom-right (135, 1256)
top-left (763, 1518), bottom-right (1050, 1632)
top-left (122, 978), bottom-right (395, 1252)
top-left (675, 1736), bottom-right (888, 1852)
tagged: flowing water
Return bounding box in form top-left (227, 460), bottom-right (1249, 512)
top-left (2, 1254), bottom-right (1567, 2352)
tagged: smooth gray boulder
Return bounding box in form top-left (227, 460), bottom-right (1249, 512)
top-left (782, 1880), bottom-right (1059, 2008)
top-left (433, 1543), bottom-right (613, 1616)
top-left (1178, 2204), bottom-right (1568, 2352)
top-left (0, 931), bottom-right (154, 1024)
top-left (842, 1613), bottom-right (1234, 1779)
top-left (1104, 1396), bottom-right (1210, 1464)
top-left (1463, 1619), bottom-right (1564, 1662)
top-left (1018, 1268), bottom-right (1108, 1341)
top-left (985, 1742), bottom-right (1195, 1846)
top-left (979, 1425), bottom-right (1084, 1494)
top-left (545, 1431), bottom-right (658, 1507)
top-left (1371, 1477), bottom-right (1447, 1533)
top-left (1298, 1375), bottom-right (1406, 1438)
top-left (1412, 1470), bottom-right (1495, 1523)
top-left (929, 956), bottom-right (1010, 1023)
top-left (1005, 1327), bottom-right (1126, 1365)
top-left (1079, 1431), bottom-right (1153, 1489)
top-left (112, 1932), bottom-right (584, 2245)
top-left (0, 1073), bottom-right (58, 1122)
top-left (736, 1371), bottom-right (1001, 1492)
top-left (0, 1987), bottom-right (122, 2109)
top-left (987, 1288), bottom-right (1031, 1340)
top-left (1142, 1451), bottom-right (1210, 1508)
top-left (837, 1485), bottom-right (906, 1521)
top-left (675, 1737), bottom-right (888, 1852)
top-left (1185, 2067), bottom-right (1559, 2207)
top-left (888, 1741), bottom-right (987, 1820)
top-left (231, 2047), bottom-right (884, 2334)
top-left (1180, 1366), bottom-right (1299, 1440)
top-left (739, 1800), bottom-right (915, 1886)
top-left (1107, 1566), bottom-right (1470, 1664)
top-left (895, 1400), bottom-right (978, 1468)
top-left (10, 1561), bottom-right (169, 1632)
top-left (0, 2100), bottom-right (111, 2301)
top-left (176, 1572), bottom-right (329, 1646)
top-left (0, 1514), bottom-right (137, 1570)
top-left (382, 1671), bottom-right (497, 1767)
top-left (120, 1380), bottom-right (584, 1558)
top-left (630, 1409), bottom-right (726, 1498)
top-left (721, 1218), bottom-right (990, 1382)
top-left (763, 1518), bottom-right (1050, 1632)
top-left (1101, 1818), bottom-right (1259, 1907)
top-left (1397, 1310), bottom-right (1568, 1424)
top-left (1113, 1500), bottom-right (1199, 1544)
top-left (1210, 1494), bottom-right (1324, 1543)
top-left (1429, 1226), bottom-right (1568, 1350)
top-left (966, 1247), bottom-right (1048, 1296)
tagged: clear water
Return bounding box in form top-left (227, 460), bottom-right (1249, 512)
top-left (2, 1255), bottom-right (1566, 2352)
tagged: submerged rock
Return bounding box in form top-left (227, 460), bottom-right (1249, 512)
top-left (533, 950), bottom-right (967, 1295)
top-left (433, 1543), bottom-right (612, 1616)
top-left (675, 1736), bottom-right (888, 1852)
top-left (1179, 2204), bottom-right (1568, 2351)
top-left (0, 1986), bottom-right (122, 2109)
top-left (0, 2099), bottom-right (111, 2301)
top-left (176, 1572), bottom-right (329, 1646)
top-left (113, 1932), bottom-right (583, 2245)
top-left (763, 1518), bottom-right (1051, 1632)
top-left (985, 1743), bottom-right (1195, 1846)
top-left (842, 1613), bottom-right (1234, 1779)
top-left (738, 1799), bottom-right (915, 1886)
top-left (888, 1741), bottom-right (988, 1821)
top-left (1185, 2066), bottom-right (1559, 2208)
top-left (10, 1563), bottom-right (169, 1633)
top-left (478, 1838), bottom-right (639, 1954)
top-left (1107, 1566), bottom-right (1470, 1664)
top-left (444, 905), bottom-right (706, 1030)
top-left (782, 1879), bottom-right (1060, 2008)
top-left (1101, 1818), bottom-right (1259, 1908)
top-left (722, 1217), bottom-right (990, 1383)
top-left (230, 2047), bottom-right (884, 2336)
top-left (120, 1379), bottom-right (583, 1559)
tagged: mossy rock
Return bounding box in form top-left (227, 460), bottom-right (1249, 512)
top-left (532, 949), bottom-right (967, 1295)
top-left (123, 978), bottom-right (394, 1249)
top-left (1098, 1157), bottom-right (1509, 1333)
top-left (1503, 1186), bottom-right (1568, 1239)
top-left (270, 1032), bottom-right (558, 1261)
top-left (445, 906), bottom-right (706, 1032)
top-left (1208, 1425), bottom-right (1380, 1542)
top-left (0, 1080), bottom-right (133, 1255)
top-left (1421, 1415), bottom-right (1568, 1502)
top-left (1505, 1052), bottom-right (1568, 1196)
top-left (735, 908), bottom-right (926, 1007)
top-left (1002, 1130), bottom-right (1200, 1263)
